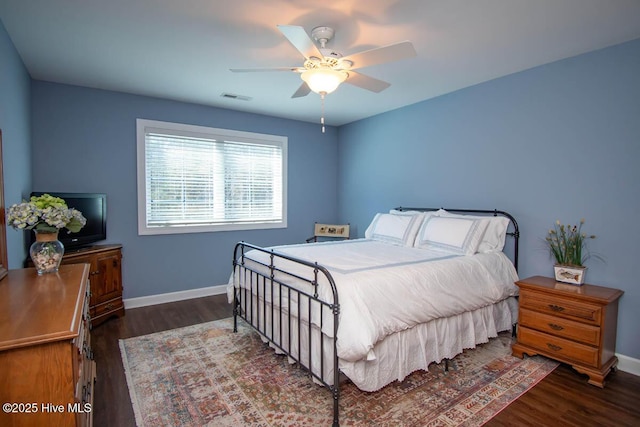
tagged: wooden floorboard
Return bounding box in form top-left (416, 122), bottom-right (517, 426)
top-left (92, 294), bottom-right (640, 427)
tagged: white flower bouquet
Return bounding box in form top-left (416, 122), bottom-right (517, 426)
top-left (7, 193), bottom-right (86, 234)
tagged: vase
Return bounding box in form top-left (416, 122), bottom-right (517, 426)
top-left (554, 264), bottom-right (586, 285)
top-left (30, 230), bottom-right (65, 275)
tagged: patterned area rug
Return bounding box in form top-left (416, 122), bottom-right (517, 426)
top-left (120, 318), bottom-right (557, 426)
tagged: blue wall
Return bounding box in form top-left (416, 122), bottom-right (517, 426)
top-left (337, 38), bottom-right (640, 359)
top-left (30, 82), bottom-right (339, 298)
top-left (0, 19), bottom-right (31, 268)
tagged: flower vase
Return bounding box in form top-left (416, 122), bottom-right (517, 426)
top-left (30, 231), bottom-right (65, 275)
top-left (554, 264), bottom-right (586, 286)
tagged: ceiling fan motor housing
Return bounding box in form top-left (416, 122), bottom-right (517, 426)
top-left (310, 27), bottom-right (351, 67)
top-left (321, 48), bottom-right (342, 59)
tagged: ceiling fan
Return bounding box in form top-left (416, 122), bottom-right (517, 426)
top-left (230, 25), bottom-right (417, 99)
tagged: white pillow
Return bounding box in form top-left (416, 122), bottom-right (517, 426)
top-left (415, 216), bottom-right (488, 255)
top-left (365, 211), bottom-right (425, 246)
top-left (435, 210), bottom-right (510, 252)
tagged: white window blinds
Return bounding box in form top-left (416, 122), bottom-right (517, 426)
top-left (137, 119), bottom-right (287, 235)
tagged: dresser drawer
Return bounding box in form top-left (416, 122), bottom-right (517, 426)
top-left (92, 297), bottom-right (123, 317)
top-left (518, 326), bottom-right (599, 368)
top-left (519, 290), bottom-right (602, 325)
top-left (519, 308), bottom-right (600, 346)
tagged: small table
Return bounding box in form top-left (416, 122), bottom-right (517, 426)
top-left (511, 275), bottom-right (623, 387)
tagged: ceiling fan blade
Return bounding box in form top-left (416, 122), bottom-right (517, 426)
top-left (277, 25), bottom-right (324, 59)
top-left (230, 67), bottom-right (302, 73)
top-left (291, 82), bottom-right (311, 98)
top-left (345, 71), bottom-right (391, 93)
top-left (341, 41), bottom-right (416, 69)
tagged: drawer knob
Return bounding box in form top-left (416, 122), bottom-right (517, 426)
top-left (548, 323), bottom-right (564, 331)
top-left (547, 343), bottom-right (562, 352)
top-left (548, 304), bottom-right (565, 312)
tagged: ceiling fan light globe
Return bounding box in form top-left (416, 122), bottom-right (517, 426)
top-left (301, 68), bottom-right (348, 94)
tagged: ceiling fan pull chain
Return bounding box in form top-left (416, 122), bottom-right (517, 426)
top-left (320, 92), bottom-right (326, 133)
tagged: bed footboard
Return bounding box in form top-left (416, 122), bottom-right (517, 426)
top-left (232, 241), bottom-right (341, 426)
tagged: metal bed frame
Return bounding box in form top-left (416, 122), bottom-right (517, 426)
top-left (232, 207), bottom-right (519, 426)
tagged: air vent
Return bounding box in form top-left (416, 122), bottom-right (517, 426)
top-left (221, 93), bottom-right (252, 101)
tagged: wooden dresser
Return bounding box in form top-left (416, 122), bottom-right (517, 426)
top-left (512, 275), bottom-right (623, 387)
top-left (0, 264), bottom-right (95, 427)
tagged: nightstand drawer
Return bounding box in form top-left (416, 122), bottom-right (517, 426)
top-left (519, 308), bottom-right (600, 346)
top-left (518, 326), bottom-right (599, 368)
top-left (520, 290), bottom-right (601, 325)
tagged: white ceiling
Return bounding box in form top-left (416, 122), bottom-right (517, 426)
top-left (1, 0), bottom-right (640, 126)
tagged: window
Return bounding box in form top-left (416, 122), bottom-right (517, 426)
top-left (136, 119), bottom-right (287, 235)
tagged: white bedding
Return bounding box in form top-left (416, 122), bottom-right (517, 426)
top-left (229, 239), bottom-right (519, 364)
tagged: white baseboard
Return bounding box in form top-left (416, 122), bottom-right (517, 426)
top-left (123, 287), bottom-right (640, 378)
top-left (616, 352), bottom-right (640, 376)
top-left (123, 284), bottom-right (228, 309)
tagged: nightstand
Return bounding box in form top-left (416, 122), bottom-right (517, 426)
top-left (511, 275), bottom-right (623, 387)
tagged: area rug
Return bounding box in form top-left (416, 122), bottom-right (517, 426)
top-left (120, 318), bottom-right (558, 426)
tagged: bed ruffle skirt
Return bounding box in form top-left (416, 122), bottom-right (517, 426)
top-left (340, 296), bottom-right (518, 391)
top-left (243, 296), bottom-right (518, 392)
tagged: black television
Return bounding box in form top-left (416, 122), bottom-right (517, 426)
top-left (30, 192), bottom-right (107, 250)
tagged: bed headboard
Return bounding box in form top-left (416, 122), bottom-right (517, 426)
top-left (395, 207), bottom-right (520, 271)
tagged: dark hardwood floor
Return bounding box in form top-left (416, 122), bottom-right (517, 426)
top-left (92, 294), bottom-right (640, 427)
